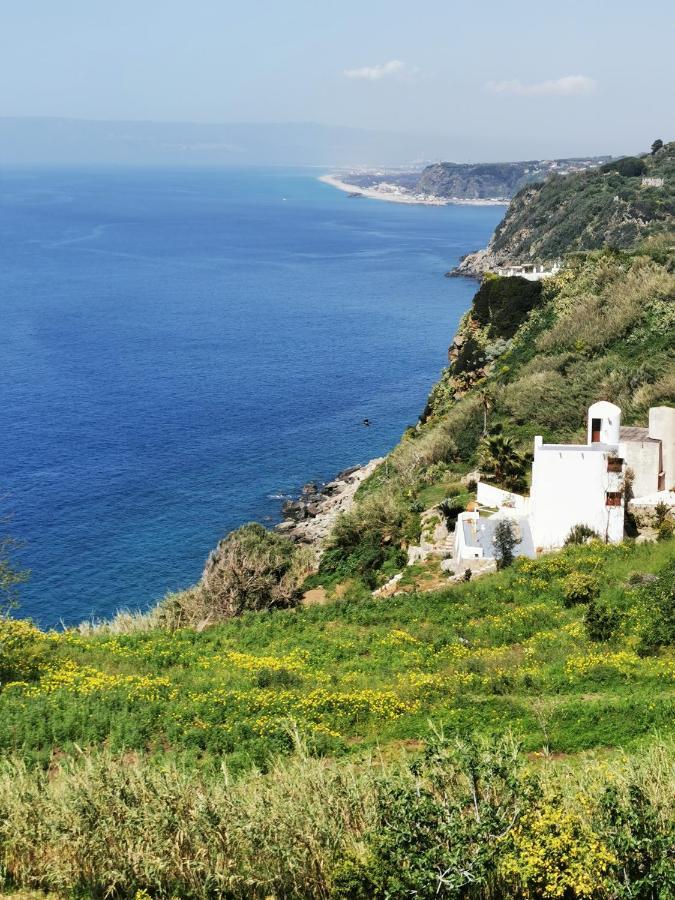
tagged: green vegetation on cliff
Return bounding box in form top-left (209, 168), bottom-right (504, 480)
top-left (315, 239), bottom-right (673, 590)
top-left (470, 142), bottom-right (674, 267)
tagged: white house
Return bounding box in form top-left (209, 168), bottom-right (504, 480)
top-left (529, 401), bottom-right (625, 549)
top-left (494, 262), bottom-right (561, 281)
top-left (454, 401), bottom-right (675, 564)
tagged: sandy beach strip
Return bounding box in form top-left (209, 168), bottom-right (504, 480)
top-left (318, 174), bottom-right (508, 207)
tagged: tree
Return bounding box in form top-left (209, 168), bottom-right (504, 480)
top-left (651, 139), bottom-right (663, 155)
top-left (478, 433), bottom-right (526, 491)
top-left (492, 519), bottom-right (520, 569)
top-left (477, 387), bottom-right (493, 436)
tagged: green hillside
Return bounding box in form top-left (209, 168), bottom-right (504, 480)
top-left (0, 539), bottom-right (674, 896)
top-left (456, 141), bottom-right (674, 274)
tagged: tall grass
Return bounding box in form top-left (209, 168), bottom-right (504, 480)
top-left (0, 735), bottom-right (672, 897)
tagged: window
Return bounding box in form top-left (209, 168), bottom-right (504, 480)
top-left (607, 457), bottom-right (623, 473)
top-left (591, 418), bottom-right (601, 442)
top-left (605, 491), bottom-right (622, 507)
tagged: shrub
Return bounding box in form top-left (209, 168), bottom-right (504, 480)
top-left (500, 797), bottom-right (617, 898)
top-left (0, 617), bottom-right (50, 684)
top-left (502, 370), bottom-right (588, 431)
top-left (166, 523), bottom-right (314, 625)
top-left (585, 599), bottom-right (621, 642)
top-left (638, 560), bottom-right (675, 655)
top-left (472, 276), bottom-right (543, 339)
top-left (599, 781), bottom-right (675, 897)
top-left (0, 534), bottom-right (29, 613)
top-left (318, 491), bottom-right (415, 586)
top-left (438, 497), bottom-right (465, 529)
top-left (453, 334), bottom-right (486, 375)
top-left (561, 572), bottom-right (600, 607)
top-left (565, 523), bottom-right (601, 545)
top-left (600, 156), bottom-right (647, 177)
top-left (654, 502), bottom-right (672, 527)
top-left (334, 735), bottom-right (524, 898)
top-left (478, 433), bottom-right (527, 492)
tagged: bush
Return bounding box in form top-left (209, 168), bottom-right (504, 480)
top-left (585, 599), bottom-right (621, 642)
top-left (161, 523), bottom-right (314, 626)
top-left (452, 334), bottom-right (486, 375)
top-left (334, 735), bottom-right (524, 898)
top-left (0, 617), bottom-right (50, 684)
top-left (638, 560), bottom-right (675, 655)
top-left (438, 497), bottom-right (465, 529)
top-left (318, 491), bottom-right (415, 586)
top-left (599, 781), bottom-right (675, 897)
top-left (561, 572), bottom-right (600, 607)
top-left (472, 276), bottom-right (543, 339)
top-left (600, 156), bottom-right (647, 177)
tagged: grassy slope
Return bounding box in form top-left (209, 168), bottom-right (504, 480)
top-left (2, 539), bottom-right (673, 772)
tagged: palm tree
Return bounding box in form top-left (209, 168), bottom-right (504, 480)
top-left (478, 433), bottom-right (526, 490)
top-left (477, 388), bottom-right (493, 436)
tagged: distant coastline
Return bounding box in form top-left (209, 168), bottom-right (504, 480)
top-left (319, 174), bottom-right (509, 207)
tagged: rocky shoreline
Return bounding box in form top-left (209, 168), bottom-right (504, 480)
top-left (445, 248), bottom-right (494, 279)
top-left (276, 457), bottom-right (384, 550)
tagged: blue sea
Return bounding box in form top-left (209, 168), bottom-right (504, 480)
top-left (0, 168), bottom-right (502, 626)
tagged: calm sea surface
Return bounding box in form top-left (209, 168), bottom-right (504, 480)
top-left (0, 168), bottom-right (502, 626)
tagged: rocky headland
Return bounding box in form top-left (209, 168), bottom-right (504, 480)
top-left (276, 457), bottom-right (384, 550)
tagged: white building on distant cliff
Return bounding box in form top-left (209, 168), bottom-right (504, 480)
top-left (454, 401), bottom-right (675, 563)
top-left (495, 262), bottom-right (561, 281)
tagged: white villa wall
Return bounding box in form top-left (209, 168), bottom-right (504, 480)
top-left (477, 481), bottom-right (529, 513)
top-left (621, 440), bottom-right (661, 499)
top-left (530, 442), bottom-right (624, 549)
top-left (649, 407), bottom-right (675, 491)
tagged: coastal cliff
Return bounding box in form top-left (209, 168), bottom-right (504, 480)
top-left (453, 144), bottom-right (675, 276)
top-left (414, 158), bottom-right (605, 200)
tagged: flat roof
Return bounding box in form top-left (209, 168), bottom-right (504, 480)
top-left (620, 426), bottom-right (659, 443)
top-left (537, 443), bottom-right (615, 452)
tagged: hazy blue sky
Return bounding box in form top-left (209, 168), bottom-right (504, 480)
top-left (1, 0), bottom-right (672, 158)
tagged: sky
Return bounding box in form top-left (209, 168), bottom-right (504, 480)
top-left (1, 0), bottom-right (672, 161)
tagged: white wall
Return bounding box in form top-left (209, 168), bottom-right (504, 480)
top-left (477, 481), bottom-right (529, 513)
top-left (454, 512), bottom-right (483, 561)
top-left (530, 444), bottom-right (624, 549)
top-left (649, 407), bottom-right (675, 491)
top-left (621, 440), bottom-right (661, 498)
